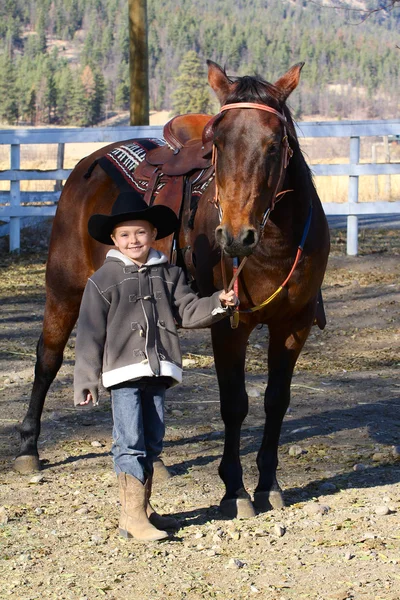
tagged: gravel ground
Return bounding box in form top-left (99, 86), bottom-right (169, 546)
top-left (0, 225), bottom-right (399, 600)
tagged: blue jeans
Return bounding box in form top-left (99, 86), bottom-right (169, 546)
top-left (110, 380), bottom-right (166, 483)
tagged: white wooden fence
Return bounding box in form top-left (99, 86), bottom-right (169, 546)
top-left (1, 121), bottom-right (400, 255)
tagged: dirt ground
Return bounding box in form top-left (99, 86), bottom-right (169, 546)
top-left (0, 225), bottom-right (399, 600)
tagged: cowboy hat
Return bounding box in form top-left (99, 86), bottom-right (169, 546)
top-left (88, 191), bottom-right (179, 245)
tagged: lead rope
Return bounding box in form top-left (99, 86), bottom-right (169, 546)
top-left (240, 203), bottom-right (313, 313)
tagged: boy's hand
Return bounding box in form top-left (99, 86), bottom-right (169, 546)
top-left (79, 392), bottom-right (96, 406)
top-left (219, 290), bottom-right (239, 307)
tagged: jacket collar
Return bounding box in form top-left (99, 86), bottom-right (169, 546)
top-left (106, 248), bottom-right (168, 267)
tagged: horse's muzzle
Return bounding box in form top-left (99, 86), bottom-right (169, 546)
top-left (215, 225), bottom-right (258, 257)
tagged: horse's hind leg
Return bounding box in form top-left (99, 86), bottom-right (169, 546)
top-left (211, 318), bottom-right (255, 519)
top-left (14, 289), bottom-right (82, 472)
top-left (254, 304), bottom-right (315, 510)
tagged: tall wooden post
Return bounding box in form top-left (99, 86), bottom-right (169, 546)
top-left (128, 0), bottom-right (149, 125)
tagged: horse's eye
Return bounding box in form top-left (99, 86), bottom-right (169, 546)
top-left (267, 145), bottom-right (279, 158)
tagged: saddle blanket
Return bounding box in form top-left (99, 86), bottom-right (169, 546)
top-left (98, 139), bottom-right (165, 195)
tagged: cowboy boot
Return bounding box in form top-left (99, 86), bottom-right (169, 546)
top-left (118, 473), bottom-right (169, 542)
top-left (152, 457), bottom-right (172, 483)
top-left (145, 476), bottom-right (179, 531)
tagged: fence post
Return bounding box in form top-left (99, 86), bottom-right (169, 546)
top-left (371, 143), bottom-right (379, 199)
top-left (347, 136), bottom-right (360, 256)
top-left (54, 143), bottom-right (65, 192)
top-left (384, 135), bottom-right (391, 199)
top-left (9, 144), bottom-right (21, 253)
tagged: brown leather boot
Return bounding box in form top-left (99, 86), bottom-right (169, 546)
top-left (118, 473), bottom-right (169, 541)
top-left (145, 476), bottom-right (180, 532)
top-left (152, 457), bottom-right (172, 482)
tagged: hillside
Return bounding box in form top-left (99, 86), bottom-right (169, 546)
top-left (0, 0), bottom-right (399, 126)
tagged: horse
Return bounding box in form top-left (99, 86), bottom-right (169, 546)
top-left (15, 60), bottom-right (330, 518)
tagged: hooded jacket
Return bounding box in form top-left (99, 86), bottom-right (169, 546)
top-left (73, 248), bottom-right (231, 405)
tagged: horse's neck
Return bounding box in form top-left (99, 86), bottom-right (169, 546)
top-left (286, 143), bottom-right (315, 211)
top-left (266, 144), bottom-right (314, 249)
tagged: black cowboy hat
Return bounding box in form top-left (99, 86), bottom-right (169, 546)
top-left (88, 191), bottom-right (179, 245)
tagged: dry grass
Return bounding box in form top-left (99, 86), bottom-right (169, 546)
top-left (314, 173), bottom-right (400, 204)
top-left (301, 136), bottom-right (400, 203)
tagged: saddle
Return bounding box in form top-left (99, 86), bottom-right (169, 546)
top-left (125, 113), bottom-right (214, 263)
top-left (134, 113), bottom-right (214, 210)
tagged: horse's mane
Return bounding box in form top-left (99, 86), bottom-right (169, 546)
top-left (225, 72), bottom-right (297, 140)
top-left (226, 74), bottom-right (283, 107)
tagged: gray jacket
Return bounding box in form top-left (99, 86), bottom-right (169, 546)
top-left (73, 248), bottom-right (230, 405)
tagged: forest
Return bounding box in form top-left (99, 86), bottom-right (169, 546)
top-left (0, 0), bottom-right (399, 126)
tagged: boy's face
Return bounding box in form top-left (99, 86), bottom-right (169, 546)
top-left (111, 220), bottom-right (157, 264)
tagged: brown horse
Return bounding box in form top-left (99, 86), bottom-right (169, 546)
top-left (15, 61), bottom-right (330, 518)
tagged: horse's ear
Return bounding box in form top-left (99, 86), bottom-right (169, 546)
top-left (207, 60), bottom-right (233, 105)
top-left (274, 62), bottom-right (305, 102)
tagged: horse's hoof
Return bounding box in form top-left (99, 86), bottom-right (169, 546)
top-left (220, 489), bottom-right (256, 519)
top-left (153, 458), bottom-right (172, 483)
top-left (14, 455), bottom-right (41, 474)
top-left (253, 490), bottom-right (285, 511)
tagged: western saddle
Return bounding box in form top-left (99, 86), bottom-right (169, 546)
top-left (133, 113), bottom-right (214, 216)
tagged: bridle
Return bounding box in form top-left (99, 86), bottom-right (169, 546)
top-left (204, 101), bottom-right (312, 328)
top-left (208, 102), bottom-right (294, 233)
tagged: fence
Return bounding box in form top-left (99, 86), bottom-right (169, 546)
top-left (1, 121), bottom-right (400, 255)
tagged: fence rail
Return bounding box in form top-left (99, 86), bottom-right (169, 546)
top-left (1, 121), bottom-right (400, 254)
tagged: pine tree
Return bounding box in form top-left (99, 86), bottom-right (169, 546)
top-left (0, 52), bottom-right (19, 124)
top-left (45, 70), bottom-right (57, 123)
top-left (170, 50), bottom-right (212, 116)
top-left (56, 65), bottom-right (73, 124)
top-left (36, 10), bottom-right (47, 54)
top-left (115, 61), bottom-right (129, 110)
top-left (69, 72), bottom-right (87, 125)
top-left (92, 69), bottom-right (105, 124)
top-left (27, 87), bottom-right (37, 125)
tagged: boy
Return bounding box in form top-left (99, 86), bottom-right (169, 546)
top-left (74, 191), bottom-right (237, 542)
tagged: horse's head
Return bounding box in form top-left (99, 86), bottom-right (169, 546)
top-left (206, 61), bottom-right (304, 257)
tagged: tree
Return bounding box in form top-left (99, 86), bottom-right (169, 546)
top-left (115, 62), bottom-right (130, 110)
top-left (36, 10), bottom-right (47, 54)
top-left (56, 65), bottom-right (74, 124)
top-left (69, 73), bottom-right (87, 125)
top-left (0, 52), bottom-right (19, 124)
top-left (26, 87), bottom-right (37, 125)
top-left (90, 68), bottom-right (106, 124)
top-left (45, 70), bottom-right (57, 123)
top-left (170, 51), bottom-right (212, 116)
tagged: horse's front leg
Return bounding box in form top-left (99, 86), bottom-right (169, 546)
top-left (254, 302), bottom-right (315, 510)
top-left (211, 318), bottom-right (255, 518)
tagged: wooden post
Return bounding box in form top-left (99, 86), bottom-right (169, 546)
top-left (9, 144), bottom-right (21, 253)
top-left (347, 136), bottom-right (360, 256)
top-left (128, 0), bottom-right (149, 125)
top-left (54, 143), bottom-right (65, 192)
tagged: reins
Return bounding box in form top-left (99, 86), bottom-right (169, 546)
top-left (209, 102), bottom-right (311, 327)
